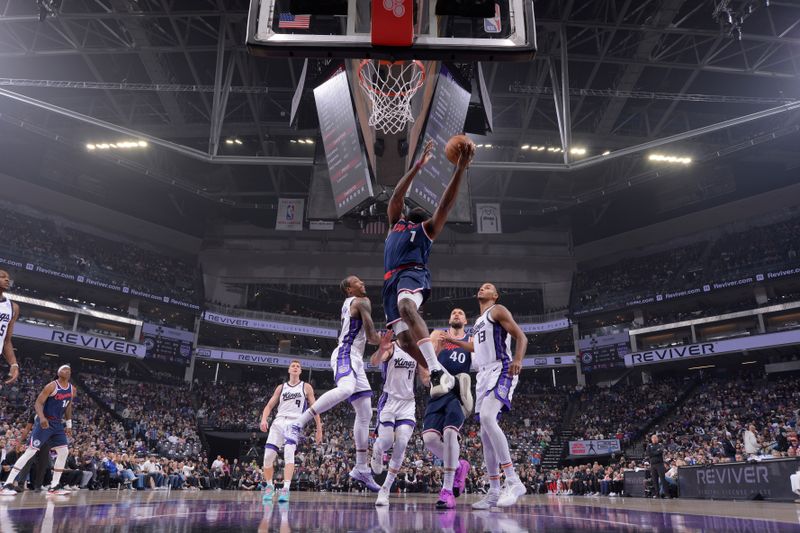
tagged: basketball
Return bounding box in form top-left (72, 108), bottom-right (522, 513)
top-left (445, 134), bottom-right (474, 165)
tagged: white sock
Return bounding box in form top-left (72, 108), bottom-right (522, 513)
top-left (418, 338), bottom-right (442, 372)
top-left (384, 468), bottom-right (398, 490)
top-left (352, 396), bottom-right (372, 469)
top-left (443, 428), bottom-right (459, 491)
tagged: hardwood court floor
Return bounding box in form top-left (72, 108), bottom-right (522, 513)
top-left (0, 490), bottom-right (798, 531)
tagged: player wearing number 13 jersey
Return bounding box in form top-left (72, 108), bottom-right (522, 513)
top-left (259, 360), bottom-right (322, 502)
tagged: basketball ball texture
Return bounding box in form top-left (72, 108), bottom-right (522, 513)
top-left (445, 134), bottom-right (474, 165)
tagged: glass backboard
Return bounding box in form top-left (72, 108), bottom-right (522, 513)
top-left (247, 0), bottom-right (536, 61)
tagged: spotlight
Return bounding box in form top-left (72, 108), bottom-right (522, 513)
top-left (649, 153), bottom-right (692, 165)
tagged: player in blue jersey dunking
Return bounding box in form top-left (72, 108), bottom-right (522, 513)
top-left (422, 308), bottom-right (474, 509)
top-left (383, 139), bottom-right (475, 398)
top-left (1, 364), bottom-right (74, 496)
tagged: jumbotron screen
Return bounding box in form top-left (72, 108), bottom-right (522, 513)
top-left (314, 69), bottom-right (375, 218)
top-left (408, 64), bottom-right (473, 224)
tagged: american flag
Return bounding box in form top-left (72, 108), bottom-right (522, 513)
top-left (278, 12), bottom-right (311, 29)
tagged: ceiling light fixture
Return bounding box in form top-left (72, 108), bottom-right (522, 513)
top-left (649, 153), bottom-right (692, 165)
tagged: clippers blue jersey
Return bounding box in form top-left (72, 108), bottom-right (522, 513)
top-left (384, 219), bottom-right (433, 272)
top-left (437, 334), bottom-right (472, 375)
top-left (43, 381), bottom-right (73, 422)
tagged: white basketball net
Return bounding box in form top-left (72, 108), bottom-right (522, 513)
top-left (358, 60), bottom-right (425, 135)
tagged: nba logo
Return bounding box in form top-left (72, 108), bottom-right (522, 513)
top-left (484, 3), bottom-right (502, 34)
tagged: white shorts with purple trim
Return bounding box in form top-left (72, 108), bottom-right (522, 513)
top-left (265, 416), bottom-right (297, 453)
top-left (377, 395), bottom-right (416, 428)
top-left (475, 360), bottom-right (519, 415)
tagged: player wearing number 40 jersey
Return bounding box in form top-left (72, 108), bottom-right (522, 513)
top-left (383, 139), bottom-right (475, 399)
top-left (259, 360), bottom-right (322, 502)
top-left (446, 283), bottom-right (529, 509)
top-left (421, 308), bottom-right (474, 509)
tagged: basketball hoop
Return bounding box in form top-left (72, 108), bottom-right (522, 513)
top-left (357, 59), bottom-right (425, 135)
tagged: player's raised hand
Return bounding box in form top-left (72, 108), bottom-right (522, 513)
top-left (418, 139), bottom-right (434, 167)
top-left (378, 329), bottom-right (393, 353)
top-left (5, 364), bottom-right (19, 385)
top-left (456, 141), bottom-right (475, 170)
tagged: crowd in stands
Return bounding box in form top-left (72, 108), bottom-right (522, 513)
top-left (650, 372), bottom-right (799, 466)
top-left (1, 352), bottom-right (797, 499)
top-left (573, 211), bottom-right (800, 315)
top-left (573, 377), bottom-right (696, 446)
top-left (0, 203), bottom-right (201, 305)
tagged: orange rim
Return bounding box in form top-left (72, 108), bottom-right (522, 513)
top-left (357, 59), bottom-right (426, 98)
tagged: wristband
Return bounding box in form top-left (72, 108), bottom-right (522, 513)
top-left (65, 420), bottom-right (73, 429)
top-left (10, 364), bottom-right (18, 368)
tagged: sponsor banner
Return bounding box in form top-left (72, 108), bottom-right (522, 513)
top-left (142, 323), bottom-right (193, 363)
top-left (522, 355), bottom-right (575, 368)
top-left (475, 203), bottom-right (502, 234)
top-left (195, 347), bottom-right (332, 370)
top-left (573, 264), bottom-right (800, 316)
top-left (568, 439), bottom-right (621, 456)
top-left (202, 311), bottom-right (338, 338)
top-left (519, 318), bottom-right (570, 333)
top-left (309, 220), bottom-right (335, 231)
top-left (0, 255), bottom-right (199, 311)
top-left (623, 470), bottom-right (647, 498)
top-left (276, 198), bottom-right (304, 231)
top-left (14, 322), bottom-right (145, 358)
top-left (679, 458), bottom-right (800, 502)
top-left (625, 329), bottom-right (800, 367)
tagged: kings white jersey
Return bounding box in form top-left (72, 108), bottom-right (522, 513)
top-left (381, 343), bottom-right (417, 401)
top-left (471, 305), bottom-right (512, 369)
top-left (335, 296), bottom-right (366, 359)
top-left (0, 298), bottom-right (12, 347)
top-left (275, 381), bottom-right (306, 419)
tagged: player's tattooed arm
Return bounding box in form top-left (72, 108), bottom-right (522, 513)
top-left (353, 297), bottom-right (381, 345)
top-left (259, 384), bottom-right (283, 432)
top-left (387, 140), bottom-right (434, 225)
top-left (492, 305), bottom-right (527, 376)
top-left (3, 302), bottom-right (19, 384)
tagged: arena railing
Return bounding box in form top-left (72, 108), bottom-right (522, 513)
top-left (203, 303), bottom-right (569, 331)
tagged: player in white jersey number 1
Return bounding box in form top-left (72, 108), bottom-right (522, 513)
top-left (370, 336), bottom-right (427, 506)
top-left (0, 271), bottom-right (20, 385)
top-left (285, 275), bottom-right (384, 491)
top-left (259, 360), bottom-right (322, 502)
top-left (445, 283), bottom-right (528, 508)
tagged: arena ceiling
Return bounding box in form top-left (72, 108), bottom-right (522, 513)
top-left (0, 0), bottom-right (799, 234)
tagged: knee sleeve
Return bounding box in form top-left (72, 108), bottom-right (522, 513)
top-left (263, 448), bottom-right (277, 467)
top-left (283, 444), bottom-right (296, 465)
